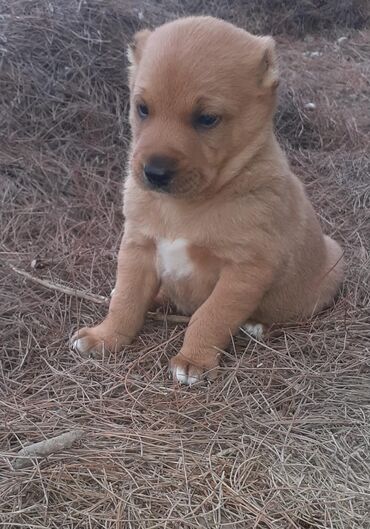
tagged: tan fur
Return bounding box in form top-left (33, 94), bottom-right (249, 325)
top-left (71, 17), bottom-right (344, 383)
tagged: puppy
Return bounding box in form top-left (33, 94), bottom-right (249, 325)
top-left (71, 16), bottom-right (344, 384)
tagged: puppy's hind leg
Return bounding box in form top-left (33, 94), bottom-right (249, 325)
top-left (315, 236), bottom-right (344, 312)
top-left (241, 321), bottom-right (265, 340)
top-left (150, 287), bottom-right (170, 311)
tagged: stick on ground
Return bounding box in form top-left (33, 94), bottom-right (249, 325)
top-left (5, 262), bottom-right (190, 324)
top-left (12, 429), bottom-right (84, 469)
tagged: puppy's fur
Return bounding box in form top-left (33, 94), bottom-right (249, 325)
top-left (72, 17), bottom-right (344, 384)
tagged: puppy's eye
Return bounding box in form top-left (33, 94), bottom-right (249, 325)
top-left (137, 103), bottom-right (149, 119)
top-left (195, 113), bottom-right (220, 129)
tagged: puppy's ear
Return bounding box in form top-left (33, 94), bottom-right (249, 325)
top-left (127, 29), bottom-right (151, 65)
top-left (257, 36), bottom-right (279, 90)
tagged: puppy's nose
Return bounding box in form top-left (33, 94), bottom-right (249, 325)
top-left (143, 156), bottom-right (175, 189)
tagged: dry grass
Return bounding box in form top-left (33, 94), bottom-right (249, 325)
top-left (0, 1), bottom-right (369, 528)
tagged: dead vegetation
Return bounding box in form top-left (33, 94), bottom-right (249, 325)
top-left (0, 1), bottom-right (369, 528)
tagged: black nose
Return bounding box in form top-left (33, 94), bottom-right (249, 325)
top-left (143, 156), bottom-right (175, 189)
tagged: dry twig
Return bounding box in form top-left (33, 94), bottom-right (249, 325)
top-left (5, 262), bottom-right (190, 324)
top-left (12, 430), bottom-right (84, 469)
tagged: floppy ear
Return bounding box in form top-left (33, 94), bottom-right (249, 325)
top-left (258, 36), bottom-right (279, 90)
top-left (127, 29), bottom-right (151, 65)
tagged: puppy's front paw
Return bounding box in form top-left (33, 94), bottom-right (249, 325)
top-left (70, 326), bottom-right (131, 358)
top-left (169, 350), bottom-right (220, 385)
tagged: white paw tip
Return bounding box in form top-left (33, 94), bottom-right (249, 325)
top-left (71, 338), bottom-right (85, 352)
top-left (172, 366), bottom-right (199, 385)
top-left (174, 366), bottom-right (188, 384)
top-left (110, 288), bottom-right (116, 297)
top-left (187, 375), bottom-right (199, 386)
top-left (242, 323), bottom-right (264, 339)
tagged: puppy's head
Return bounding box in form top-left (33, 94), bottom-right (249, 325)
top-left (128, 17), bottom-right (279, 198)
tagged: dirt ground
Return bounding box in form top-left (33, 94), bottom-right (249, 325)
top-left (0, 1), bottom-right (369, 528)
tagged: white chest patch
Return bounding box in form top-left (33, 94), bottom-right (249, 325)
top-left (157, 238), bottom-right (193, 279)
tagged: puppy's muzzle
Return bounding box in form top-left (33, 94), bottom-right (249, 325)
top-left (143, 155), bottom-right (176, 190)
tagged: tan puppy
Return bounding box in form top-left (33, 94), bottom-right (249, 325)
top-left (71, 16), bottom-right (344, 384)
